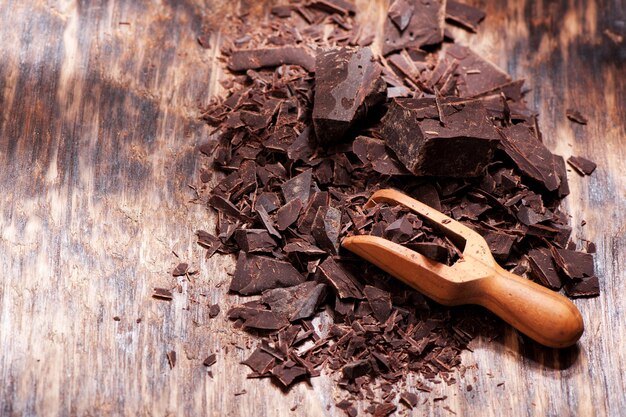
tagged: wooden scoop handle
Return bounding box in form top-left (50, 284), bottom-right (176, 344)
top-left (470, 266), bottom-right (584, 348)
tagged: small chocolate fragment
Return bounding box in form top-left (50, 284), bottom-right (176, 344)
top-left (383, 0), bottom-right (445, 55)
top-left (233, 229), bottom-right (277, 253)
top-left (152, 288), bottom-right (173, 301)
top-left (308, 0), bottom-right (356, 15)
top-left (363, 286), bottom-right (393, 322)
top-left (317, 257), bottom-right (364, 299)
top-left (381, 98), bottom-right (500, 177)
top-left (276, 199), bottom-right (303, 231)
top-left (261, 281), bottom-right (327, 322)
top-left (281, 169), bottom-right (312, 205)
top-left (400, 391), bottom-right (419, 408)
top-left (565, 276), bottom-right (600, 298)
top-left (172, 263), bottom-right (189, 277)
top-left (388, 0), bottom-right (414, 31)
top-left (566, 109), bottom-right (588, 124)
top-left (342, 359), bottom-right (371, 380)
top-left (228, 305), bottom-right (289, 330)
top-left (551, 248), bottom-right (595, 280)
top-left (167, 350), bottom-right (177, 369)
top-left (242, 348), bottom-right (275, 375)
top-left (483, 231), bottom-right (515, 261)
top-left (311, 206), bottom-right (342, 254)
top-left (271, 363), bottom-right (308, 387)
top-left (209, 304), bottom-right (221, 318)
top-left (552, 155), bottom-right (571, 197)
top-left (230, 253), bottom-right (306, 295)
top-left (445, 0), bottom-right (486, 32)
top-left (567, 156), bottom-right (597, 176)
top-left (528, 248), bottom-right (562, 290)
top-left (313, 46), bottom-right (385, 145)
top-left (353, 136), bottom-right (409, 175)
top-left (228, 47), bottom-right (316, 72)
top-left (373, 403), bottom-right (397, 417)
top-left (499, 124), bottom-right (561, 191)
top-left (447, 45), bottom-right (511, 97)
top-left (203, 353), bottom-right (217, 367)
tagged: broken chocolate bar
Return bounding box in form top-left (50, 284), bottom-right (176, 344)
top-left (313, 46), bottom-right (385, 145)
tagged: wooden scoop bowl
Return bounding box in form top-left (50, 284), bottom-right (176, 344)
top-left (341, 189), bottom-right (584, 348)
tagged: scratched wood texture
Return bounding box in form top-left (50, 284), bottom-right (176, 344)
top-left (0, 0), bottom-right (624, 416)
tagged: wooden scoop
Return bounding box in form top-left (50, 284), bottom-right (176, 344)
top-left (341, 189), bottom-right (584, 348)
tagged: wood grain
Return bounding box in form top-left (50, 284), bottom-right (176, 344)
top-left (0, 0), bottom-right (624, 416)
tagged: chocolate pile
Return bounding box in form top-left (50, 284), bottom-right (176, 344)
top-left (193, 0), bottom-right (599, 412)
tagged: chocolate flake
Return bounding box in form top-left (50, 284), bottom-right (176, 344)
top-left (566, 109), bottom-right (588, 125)
top-left (152, 288), bottom-right (173, 301)
top-left (167, 350), bottom-right (177, 369)
top-left (230, 253), bottom-right (306, 295)
top-left (445, 0), bottom-right (486, 32)
top-left (567, 156), bottom-right (597, 176)
top-left (228, 47), bottom-right (316, 72)
top-left (317, 257), bottom-right (364, 299)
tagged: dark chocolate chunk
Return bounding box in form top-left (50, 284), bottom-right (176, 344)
top-left (551, 248), bottom-right (595, 281)
top-left (447, 45), bottom-right (511, 97)
top-left (234, 229), bottom-right (277, 253)
top-left (342, 359), bottom-right (371, 380)
top-left (230, 253), bottom-right (306, 295)
top-left (209, 304), bottom-right (221, 318)
top-left (167, 351), bottom-right (177, 369)
top-left (256, 192), bottom-right (281, 213)
top-left (567, 156), bottom-right (597, 176)
top-left (373, 403), bottom-right (397, 417)
top-left (228, 305), bottom-right (289, 330)
top-left (317, 257), bottom-right (364, 299)
top-left (203, 353), bottom-right (217, 367)
top-left (400, 391), bottom-right (419, 408)
top-left (308, 0), bottom-right (356, 15)
top-left (276, 199), bottom-right (303, 231)
top-left (283, 240), bottom-right (327, 256)
top-left (564, 275), bottom-right (600, 298)
top-left (311, 206), bottom-right (342, 254)
top-left (152, 288), bottom-right (173, 301)
top-left (228, 47), bottom-right (316, 72)
top-left (281, 169), bottom-right (313, 205)
top-left (271, 363), bottom-right (308, 387)
top-left (528, 248), bottom-right (562, 290)
top-left (172, 263), bottom-right (189, 277)
top-left (552, 155), bottom-right (571, 197)
top-left (482, 231), bottom-right (516, 260)
top-left (352, 136), bottom-right (409, 175)
top-left (313, 47), bottom-right (385, 145)
top-left (381, 98), bottom-right (500, 177)
top-left (499, 124), bottom-right (561, 191)
top-left (363, 286), bottom-right (393, 322)
top-left (445, 0), bottom-right (486, 32)
top-left (242, 348), bottom-right (275, 375)
top-left (261, 281), bottom-right (327, 322)
top-left (383, 0), bottom-right (445, 55)
top-left (388, 0), bottom-right (414, 31)
top-left (566, 109), bottom-right (588, 124)
top-left (270, 5), bottom-right (293, 18)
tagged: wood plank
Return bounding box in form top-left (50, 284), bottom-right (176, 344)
top-left (0, 0), bottom-right (623, 416)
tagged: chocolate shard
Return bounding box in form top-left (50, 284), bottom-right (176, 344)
top-left (228, 306), bottom-right (288, 330)
top-left (381, 98), bottom-right (500, 177)
top-left (313, 46), bottom-right (385, 145)
top-left (152, 287), bottom-right (173, 301)
top-left (384, 216), bottom-right (414, 242)
top-left (388, 0), bottom-right (414, 31)
top-left (242, 348), bottom-right (275, 375)
top-left (167, 351), bottom-right (176, 369)
top-left (567, 155), bottom-right (597, 176)
top-left (271, 363), bottom-right (308, 387)
top-left (256, 192), bottom-right (281, 213)
top-left (228, 47), bottom-right (316, 73)
top-left (261, 281), bottom-right (327, 322)
top-left (233, 229), bottom-right (277, 253)
top-left (342, 359), bottom-right (372, 380)
top-left (308, 0), bottom-right (356, 15)
top-left (276, 198), bottom-right (303, 231)
top-left (311, 206), bottom-right (342, 255)
top-left (230, 252), bottom-right (306, 295)
top-left (552, 155), bottom-right (571, 197)
top-left (566, 108), bottom-right (588, 125)
top-left (373, 403), bottom-right (397, 417)
top-left (317, 257), bottom-right (364, 299)
top-left (353, 136), bottom-right (409, 175)
top-left (499, 124), bottom-right (561, 192)
top-left (363, 285), bottom-right (393, 322)
top-left (482, 231), bottom-right (516, 261)
top-left (202, 353), bottom-right (217, 368)
top-left (172, 262), bottom-right (189, 277)
top-left (281, 169), bottom-right (313, 205)
top-left (564, 275), bottom-right (599, 298)
top-left (551, 248), bottom-right (595, 281)
top-left (283, 240), bottom-right (327, 256)
top-left (400, 391), bottom-right (419, 408)
top-left (445, 0), bottom-right (486, 32)
top-left (528, 248), bottom-right (562, 290)
top-left (446, 45), bottom-right (512, 98)
top-left (383, 0), bottom-right (445, 55)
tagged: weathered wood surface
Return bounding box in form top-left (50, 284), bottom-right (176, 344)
top-left (0, 0), bottom-right (624, 416)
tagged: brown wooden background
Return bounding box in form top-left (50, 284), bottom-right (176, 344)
top-left (0, 0), bottom-right (624, 416)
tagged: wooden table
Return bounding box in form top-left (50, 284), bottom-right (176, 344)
top-left (0, 0), bottom-right (624, 416)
